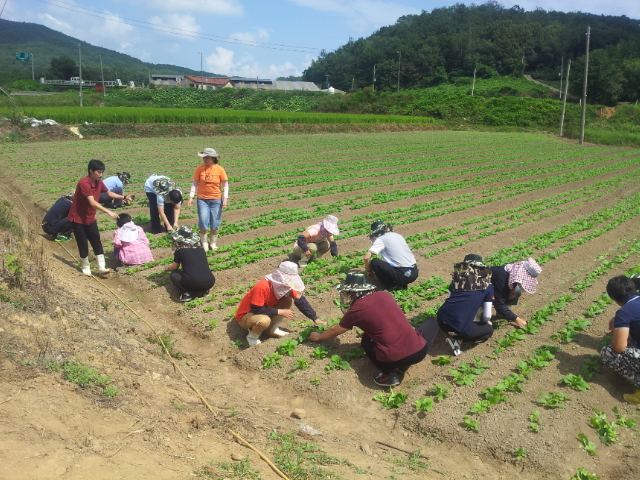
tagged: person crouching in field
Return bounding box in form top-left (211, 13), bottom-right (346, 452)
top-left (291, 215), bottom-right (339, 269)
top-left (164, 226), bottom-right (215, 303)
top-left (113, 213), bottom-right (153, 267)
top-left (42, 194), bottom-right (73, 242)
top-left (68, 160), bottom-right (120, 276)
top-left (236, 261), bottom-right (325, 346)
top-left (309, 272), bottom-right (434, 387)
top-left (491, 257), bottom-right (542, 328)
top-left (437, 254), bottom-right (494, 354)
top-left (600, 275), bottom-right (640, 404)
top-left (99, 171), bottom-right (135, 209)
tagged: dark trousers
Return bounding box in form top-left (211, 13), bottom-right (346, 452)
top-left (146, 192), bottom-right (175, 234)
top-left (437, 316), bottom-right (493, 342)
top-left (72, 221), bottom-right (103, 258)
top-left (42, 218), bottom-right (73, 238)
top-left (99, 186), bottom-right (123, 207)
top-left (370, 258), bottom-right (418, 289)
top-left (169, 270), bottom-right (215, 296)
top-left (361, 333), bottom-right (429, 373)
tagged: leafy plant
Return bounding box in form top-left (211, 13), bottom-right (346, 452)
top-left (536, 392), bottom-right (570, 409)
top-left (577, 433), bottom-right (596, 456)
top-left (47, 359), bottom-right (112, 388)
top-left (613, 406), bottom-right (636, 428)
top-left (513, 448), bottom-right (528, 460)
top-left (276, 339), bottom-right (299, 357)
top-left (311, 346), bottom-right (332, 359)
top-left (429, 383), bottom-right (451, 401)
top-left (147, 332), bottom-right (183, 359)
top-left (414, 397), bottom-right (434, 412)
top-left (570, 468), bottom-right (600, 480)
top-left (462, 416), bottom-right (479, 433)
top-left (431, 356), bottom-right (452, 366)
top-left (589, 409), bottom-right (618, 445)
top-left (292, 357), bottom-right (310, 371)
top-left (469, 400), bottom-right (490, 414)
top-left (103, 386), bottom-right (121, 398)
top-left (262, 352), bottom-right (284, 369)
top-left (529, 410), bottom-right (541, 433)
top-left (559, 373), bottom-right (590, 391)
top-left (207, 320), bottom-right (218, 329)
top-left (325, 355), bottom-right (350, 373)
top-left (374, 389), bottom-right (408, 409)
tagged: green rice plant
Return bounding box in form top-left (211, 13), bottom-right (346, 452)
top-left (373, 389), bottom-right (408, 409)
top-left (577, 433), bottom-right (597, 456)
top-left (414, 398), bottom-right (434, 412)
top-left (262, 352), bottom-right (284, 369)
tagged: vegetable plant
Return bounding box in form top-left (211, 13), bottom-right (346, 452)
top-left (536, 392), bottom-right (570, 409)
top-left (373, 389), bottom-right (408, 409)
top-left (577, 433), bottom-right (596, 456)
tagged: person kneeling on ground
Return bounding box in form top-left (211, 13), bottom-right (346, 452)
top-left (309, 272), bottom-right (434, 388)
top-left (164, 226), bottom-right (215, 302)
top-left (41, 194), bottom-right (73, 242)
top-left (99, 171), bottom-right (135, 209)
top-left (291, 215), bottom-right (339, 269)
top-left (364, 221), bottom-right (418, 291)
top-left (491, 257), bottom-right (542, 328)
top-left (437, 254), bottom-right (494, 354)
top-left (113, 213), bottom-right (154, 267)
top-left (600, 275), bottom-right (640, 405)
top-left (235, 261), bottom-right (325, 347)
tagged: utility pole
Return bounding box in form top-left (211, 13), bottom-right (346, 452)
top-left (325, 74), bottom-right (330, 88)
top-left (559, 59), bottom-right (571, 136)
top-left (199, 52), bottom-right (203, 90)
top-left (30, 52), bottom-right (34, 81)
top-left (579, 26), bottom-right (590, 145)
top-left (351, 76), bottom-right (355, 92)
top-left (372, 65), bottom-right (376, 91)
top-left (99, 55), bottom-right (105, 97)
top-left (471, 68), bottom-right (477, 96)
top-left (77, 43), bottom-right (83, 107)
top-left (396, 51), bottom-right (401, 93)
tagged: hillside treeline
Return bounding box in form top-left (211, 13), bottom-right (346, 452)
top-left (303, 1), bottom-right (640, 104)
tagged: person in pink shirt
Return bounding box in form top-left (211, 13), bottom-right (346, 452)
top-left (113, 214), bottom-right (154, 267)
top-left (291, 215), bottom-right (339, 269)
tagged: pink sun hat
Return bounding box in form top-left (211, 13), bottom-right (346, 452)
top-left (505, 257), bottom-right (542, 294)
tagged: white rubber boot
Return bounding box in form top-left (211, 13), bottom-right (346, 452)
top-left (210, 234), bottom-right (219, 250)
top-left (200, 234), bottom-right (209, 251)
top-left (80, 257), bottom-right (91, 276)
top-left (266, 319), bottom-right (289, 337)
top-left (96, 254), bottom-right (110, 274)
top-left (246, 329), bottom-right (261, 347)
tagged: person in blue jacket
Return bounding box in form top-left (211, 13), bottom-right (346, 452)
top-left (99, 171), bottom-right (134, 208)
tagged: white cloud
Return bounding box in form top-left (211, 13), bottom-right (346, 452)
top-left (41, 13), bottom-right (72, 31)
top-left (205, 47), bottom-right (240, 75)
top-left (204, 47), bottom-right (302, 78)
top-left (229, 29), bottom-right (270, 46)
top-left (147, 14), bottom-right (201, 39)
top-left (142, 0), bottom-right (243, 16)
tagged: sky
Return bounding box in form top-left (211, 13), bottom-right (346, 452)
top-left (2, 0), bottom-right (639, 80)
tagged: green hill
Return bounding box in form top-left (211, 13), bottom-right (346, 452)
top-left (0, 18), bottom-right (221, 87)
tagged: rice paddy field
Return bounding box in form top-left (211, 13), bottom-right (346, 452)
top-left (2, 130), bottom-right (640, 479)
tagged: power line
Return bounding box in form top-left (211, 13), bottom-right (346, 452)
top-left (33, 0), bottom-right (322, 53)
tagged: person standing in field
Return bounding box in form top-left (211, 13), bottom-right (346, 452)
top-left (67, 159), bottom-right (120, 276)
top-left (291, 215), bottom-right (340, 269)
top-left (363, 221), bottom-right (418, 290)
top-left (600, 275), bottom-right (640, 405)
top-left (491, 258), bottom-right (542, 328)
top-left (187, 148), bottom-right (229, 250)
top-left (144, 175), bottom-right (183, 234)
top-left (99, 171), bottom-right (135, 209)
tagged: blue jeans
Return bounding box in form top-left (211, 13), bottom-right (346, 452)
top-left (197, 198), bottom-right (222, 231)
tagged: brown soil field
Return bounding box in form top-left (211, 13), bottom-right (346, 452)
top-left (1, 125), bottom-right (639, 480)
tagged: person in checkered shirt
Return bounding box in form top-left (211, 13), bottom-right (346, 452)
top-left (491, 258), bottom-right (542, 328)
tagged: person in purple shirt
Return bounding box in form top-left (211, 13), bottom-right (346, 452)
top-left (600, 275), bottom-right (640, 404)
top-left (309, 272), bottom-right (434, 388)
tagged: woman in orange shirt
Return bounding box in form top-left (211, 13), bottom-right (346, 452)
top-left (187, 148), bottom-right (229, 250)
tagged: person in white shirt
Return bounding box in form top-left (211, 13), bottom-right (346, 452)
top-left (364, 221), bottom-right (418, 290)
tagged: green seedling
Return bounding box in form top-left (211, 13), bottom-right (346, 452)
top-left (103, 386), bottom-right (120, 398)
top-left (613, 406), bottom-right (636, 428)
top-left (374, 389), bottom-right (408, 409)
top-left (537, 392), bottom-right (570, 409)
top-left (207, 319), bottom-right (218, 329)
top-left (570, 468), bottom-right (600, 480)
top-left (276, 339), bottom-right (298, 357)
top-left (462, 416), bottom-right (479, 433)
top-left (310, 346), bottom-right (332, 359)
top-left (172, 400), bottom-right (188, 410)
top-left (292, 357), bottom-right (310, 371)
top-left (431, 356), bottom-right (452, 366)
top-left (529, 410), bottom-right (541, 433)
top-left (469, 400), bottom-right (490, 414)
top-left (262, 352), bottom-right (284, 369)
top-left (589, 409), bottom-right (618, 445)
top-left (325, 354), bottom-right (350, 373)
top-left (425, 384), bottom-right (450, 403)
top-left (310, 377), bottom-right (320, 386)
top-left (513, 448), bottom-right (528, 460)
top-left (577, 433), bottom-right (596, 456)
top-left (559, 373), bottom-right (590, 391)
top-left (414, 397), bottom-right (434, 412)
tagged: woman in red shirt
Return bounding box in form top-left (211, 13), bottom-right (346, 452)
top-left (67, 160), bottom-right (120, 275)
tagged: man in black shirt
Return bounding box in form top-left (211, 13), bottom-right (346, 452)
top-left (41, 195), bottom-right (73, 242)
top-left (164, 226), bottom-right (215, 302)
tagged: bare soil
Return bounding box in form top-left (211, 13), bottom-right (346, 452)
top-left (0, 128), bottom-right (639, 480)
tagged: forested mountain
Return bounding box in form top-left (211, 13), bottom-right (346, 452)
top-left (303, 1), bottom-right (640, 104)
top-left (0, 19), bottom-right (219, 86)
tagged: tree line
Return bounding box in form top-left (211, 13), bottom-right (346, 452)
top-left (302, 1), bottom-right (640, 105)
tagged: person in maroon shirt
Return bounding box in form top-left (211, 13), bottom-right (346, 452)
top-left (310, 272), bottom-right (434, 387)
top-left (68, 160), bottom-right (120, 276)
